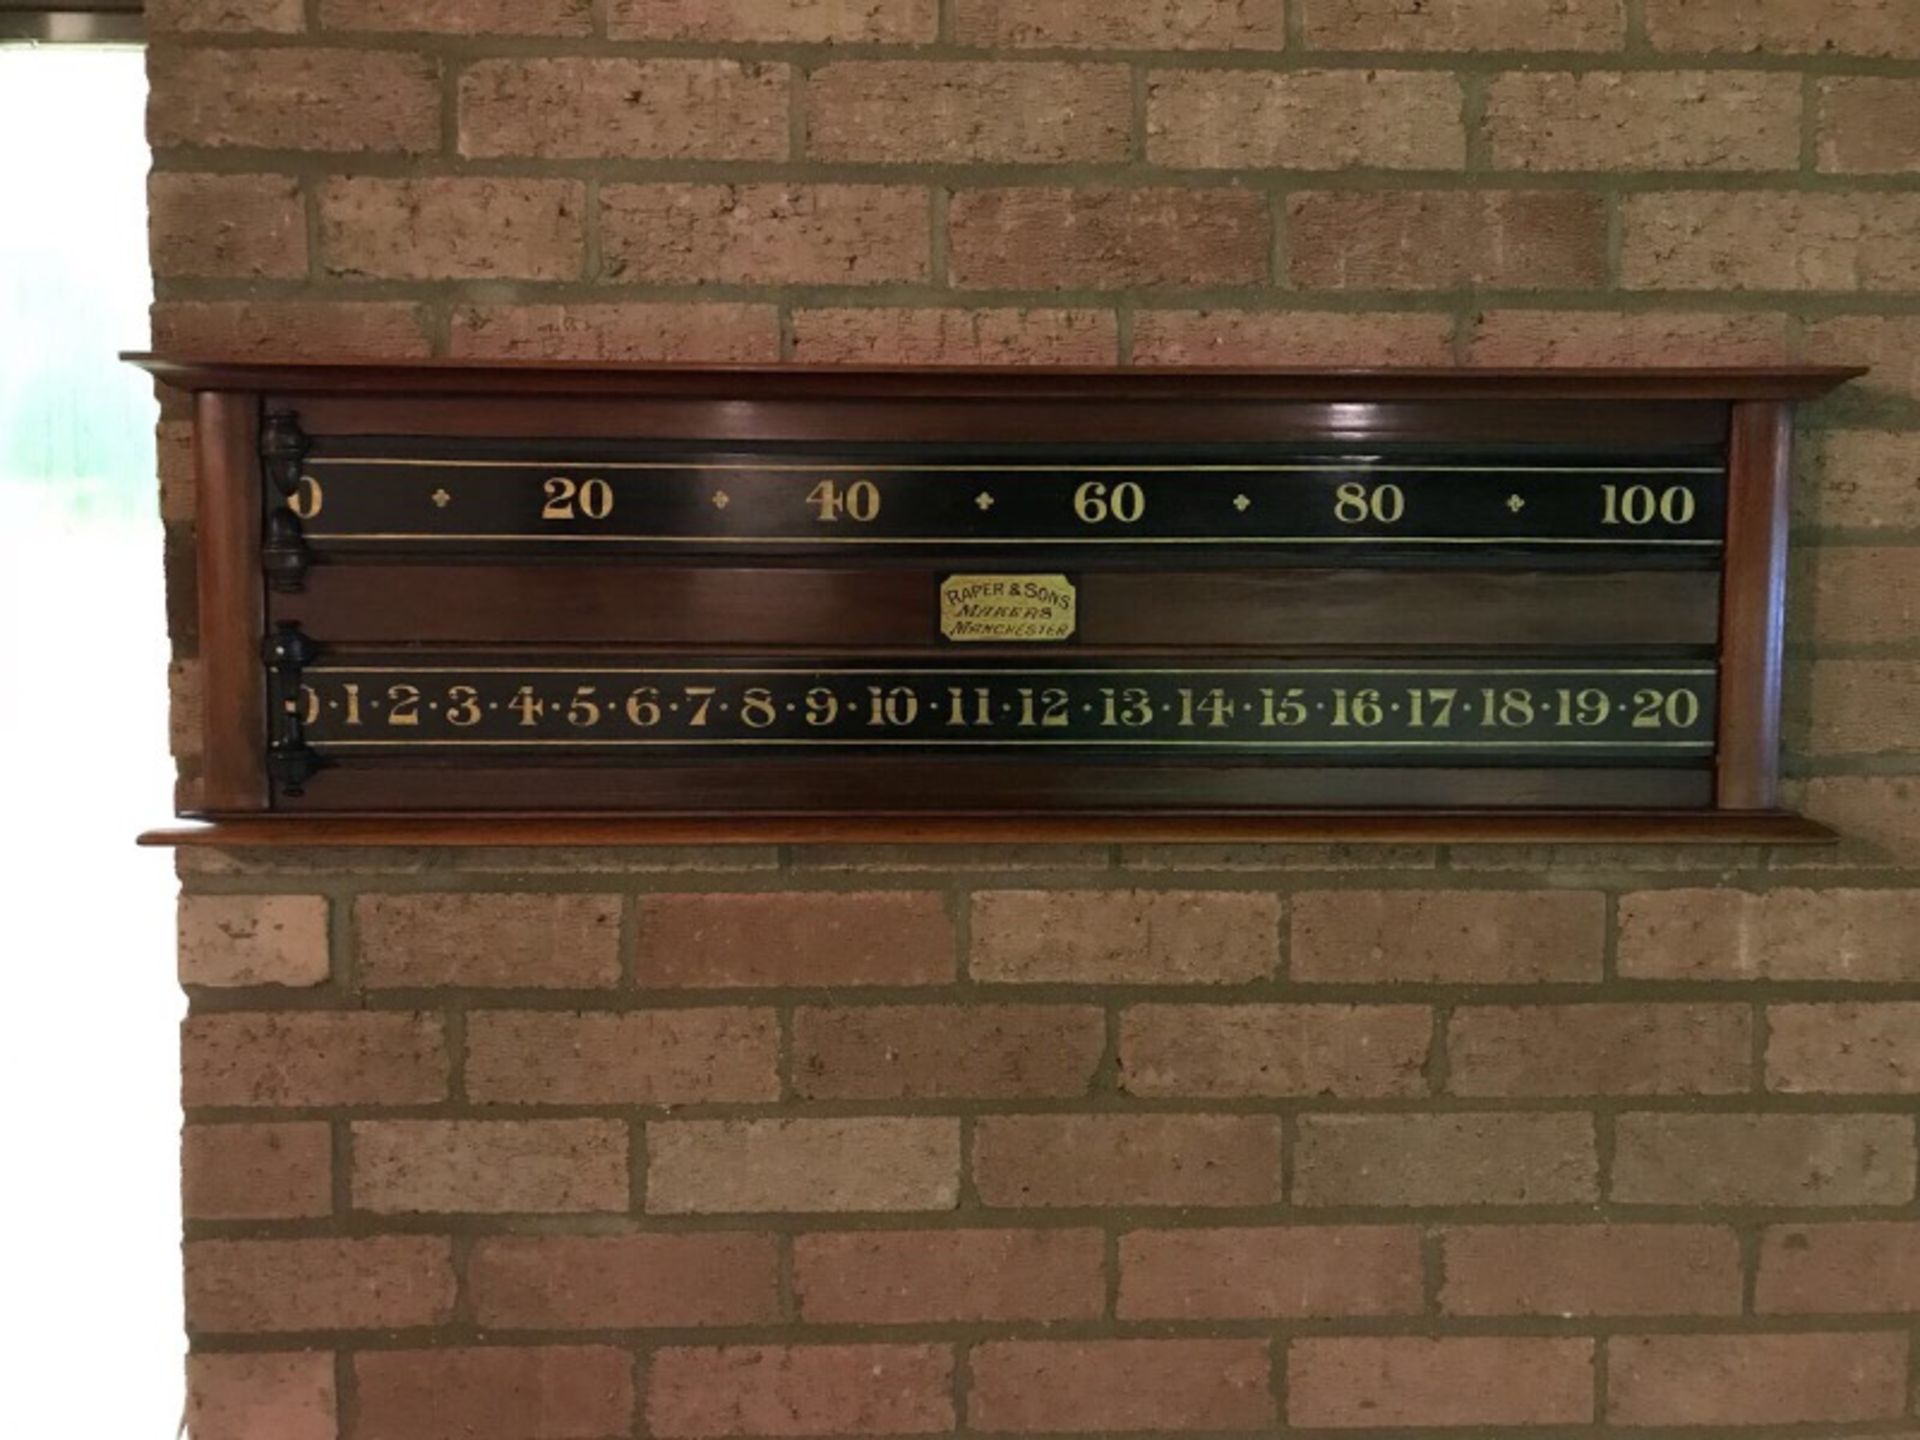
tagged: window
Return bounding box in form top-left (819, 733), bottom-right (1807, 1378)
top-left (0, 42), bottom-right (183, 1437)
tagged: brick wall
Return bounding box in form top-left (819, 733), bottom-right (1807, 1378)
top-left (150, 0), bottom-right (1920, 1434)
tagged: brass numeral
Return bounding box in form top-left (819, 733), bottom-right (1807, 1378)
top-left (542, 475), bottom-right (614, 520)
top-left (1073, 480), bottom-right (1146, 525)
top-left (1601, 483), bottom-right (1696, 526)
top-left (807, 479), bottom-right (882, 523)
top-left (288, 474), bottom-right (324, 519)
top-left (1334, 482), bottom-right (1405, 525)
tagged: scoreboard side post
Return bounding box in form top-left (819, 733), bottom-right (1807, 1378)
top-left (1715, 400), bottom-right (1793, 812)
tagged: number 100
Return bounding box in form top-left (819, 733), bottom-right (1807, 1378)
top-left (1601, 483), bottom-right (1696, 526)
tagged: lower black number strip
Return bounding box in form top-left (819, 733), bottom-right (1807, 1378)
top-left (295, 664), bottom-right (1718, 760)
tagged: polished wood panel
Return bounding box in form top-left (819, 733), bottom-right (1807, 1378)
top-left (260, 395), bottom-right (1733, 448)
top-left (267, 760), bottom-right (1710, 813)
top-left (276, 565), bottom-right (1722, 650)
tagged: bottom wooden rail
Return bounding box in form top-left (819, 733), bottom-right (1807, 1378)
top-left (139, 811), bottom-right (1836, 848)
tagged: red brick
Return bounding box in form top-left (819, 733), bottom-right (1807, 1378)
top-left (465, 1009), bottom-right (779, 1105)
top-left (1808, 315), bottom-right (1920, 401)
top-left (1618, 887), bottom-right (1920, 981)
top-left (150, 0), bottom-right (302, 31)
top-left (808, 62), bottom-right (1130, 164)
top-left (610, 0), bottom-right (936, 42)
top-left (1442, 1225), bottom-right (1742, 1316)
top-left (183, 1122), bottom-right (331, 1219)
top-left (323, 0), bottom-right (591, 32)
top-left (1795, 777), bottom-right (1920, 868)
top-left (169, 658), bottom-right (204, 759)
top-left (1148, 69), bottom-right (1463, 169)
top-left (971, 890), bottom-right (1279, 983)
top-left (794, 1229), bottom-right (1105, 1323)
top-left (1760, 1221), bottom-right (1920, 1313)
top-left (601, 183), bottom-right (928, 286)
top-left (971, 1339), bottom-right (1272, 1433)
top-left (1293, 889), bottom-right (1603, 983)
top-left (1819, 78), bottom-right (1920, 173)
top-left (794, 1004), bottom-right (1103, 1099)
top-left (1447, 1003), bottom-right (1751, 1096)
top-left (150, 300), bottom-right (432, 359)
top-left (635, 891), bottom-right (953, 987)
top-left (648, 1118), bottom-right (960, 1213)
top-left (320, 177), bottom-right (586, 281)
top-left (1768, 1002), bottom-right (1920, 1093)
top-left (1806, 546), bottom-right (1920, 647)
top-left (951, 188), bottom-right (1270, 290)
top-left (354, 892), bottom-right (619, 989)
top-left (149, 174), bottom-right (306, 279)
top-left (148, 48), bottom-right (439, 153)
top-left (451, 303), bottom-right (780, 362)
top-left (1295, 1113), bottom-right (1597, 1206)
top-left (356, 1347), bottom-right (633, 1440)
top-left (792, 307), bottom-right (1118, 365)
top-left (1289, 1337), bottom-right (1594, 1427)
top-left (1488, 71), bottom-right (1800, 172)
top-left (182, 1011), bottom-right (448, 1108)
top-left (973, 1114), bottom-right (1281, 1208)
top-left (186, 1352), bottom-right (334, 1440)
top-left (1624, 191), bottom-right (1920, 291)
top-left (1646, 0), bottom-right (1920, 58)
top-left (648, 1345), bottom-right (953, 1437)
top-left (1119, 1226), bottom-right (1422, 1319)
top-left (1467, 309), bottom-right (1791, 365)
top-left (1289, 191), bottom-right (1605, 290)
top-left (157, 419), bottom-right (194, 523)
top-left (1132, 310), bottom-right (1453, 365)
top-left (460, 58), bottom-right (788, 161)
top-left (185, 1236), bottom-right (454, 1333)
top-left (1300, 0), bottom-right (1623, 49)
top-left (1796, 431), bottom-right (1920, 531)
top-left (955, 0), bottom-right (1286, 49)
top-left (352, 1119), bottom-right (627, 1214)
top-left (1121, 1003), bottom-right (1430, 1097)
top-left (1607, 1333), bottom-right (1907, 1425)
top-left (471, 1233), bottom-right (779, 1328)
top-left (1810, 661), bottom-right (1920, 755)
top-left (1612, 1112), bottom-right (1916, 1206)
top-left (178, 894), bottom-right (328, 988)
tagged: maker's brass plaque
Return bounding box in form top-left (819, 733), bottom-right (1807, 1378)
top-left (941, 574), bottom-right (1077, 643)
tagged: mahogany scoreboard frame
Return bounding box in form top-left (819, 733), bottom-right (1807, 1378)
top-left (131, 359), bottom-right (1858, 846)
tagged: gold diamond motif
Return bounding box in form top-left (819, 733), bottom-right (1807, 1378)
top-left (1233, 494), bottom-right (1252, 513)
top-left (430, 488), bottom-right (452, 508)
top-left (711, 490), bottom-right (731, 510)
top-left (975, 491), bottom-right (996, 512)
top-left (1506, 494), bottom-right (1527, 514)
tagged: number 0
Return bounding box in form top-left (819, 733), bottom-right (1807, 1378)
top-left (288, 474), bottom-right (324, 519)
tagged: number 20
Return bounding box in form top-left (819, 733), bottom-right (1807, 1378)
top-left (542, 476), bottom-right (613, 520)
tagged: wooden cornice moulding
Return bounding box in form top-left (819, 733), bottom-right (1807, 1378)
top-left (138, 811), bottom-right (1837, 849)
top-left (127, 357), bottom-right (1861, 845)
top-left (130, 357), bottom-right (1859, 402)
